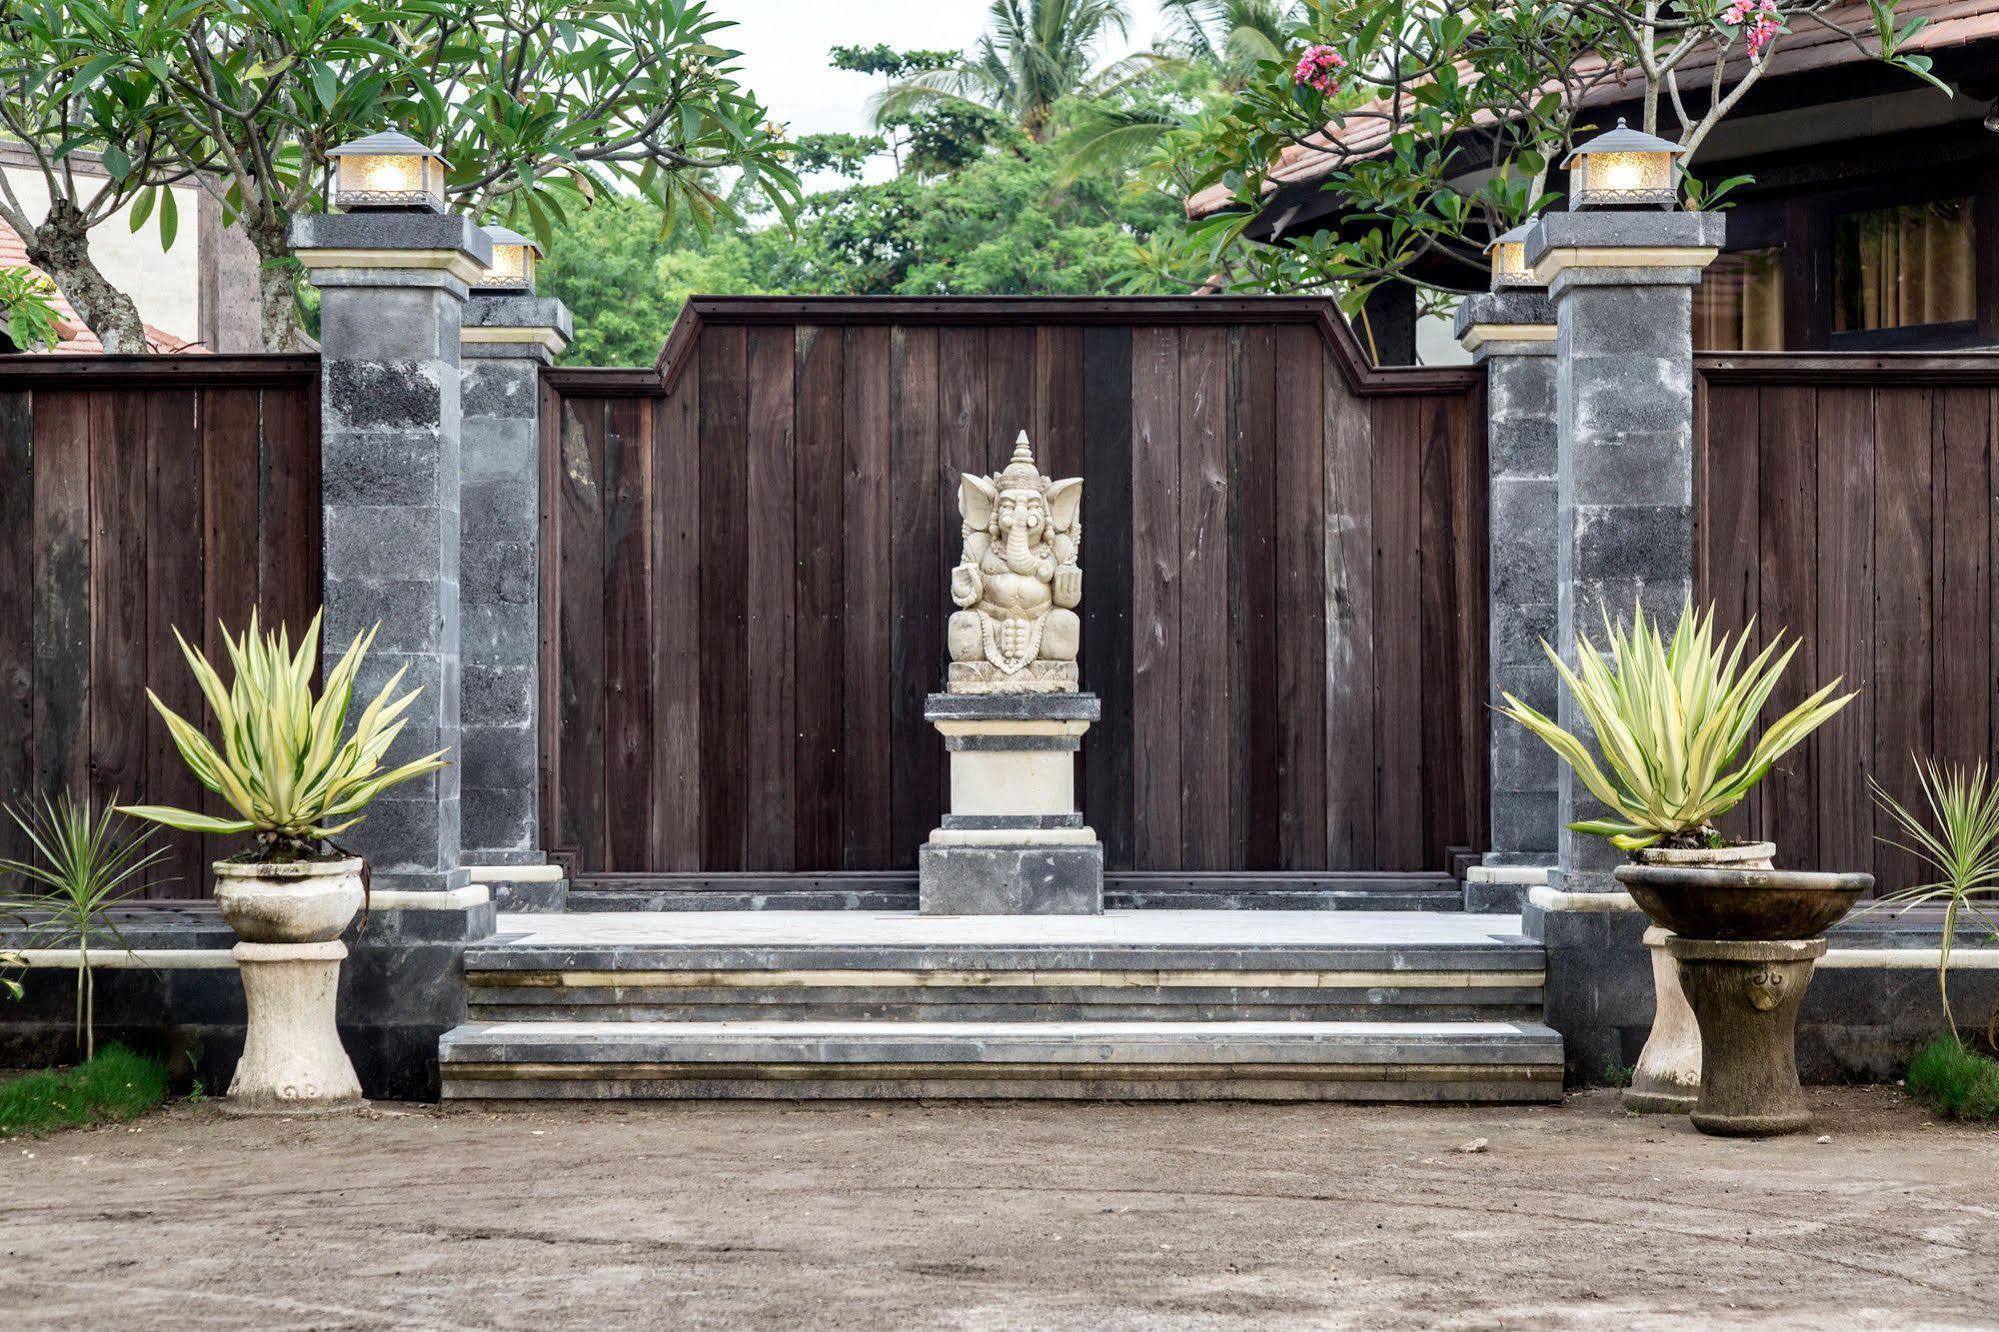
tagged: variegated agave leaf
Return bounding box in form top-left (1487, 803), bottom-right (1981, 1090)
top-left (1498, 598), bottom-right (1855, 852)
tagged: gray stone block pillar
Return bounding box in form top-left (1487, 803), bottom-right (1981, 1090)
top-left (292, 211), bottom-right (492, 892)
top-left (1456, 291), bottom-right (1559, 881)
top-left (459, 295), bottom-right (570, 870)
top-left (1528, 210), bottom-right (1723, 889)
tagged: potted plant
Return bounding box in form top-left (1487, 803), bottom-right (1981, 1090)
top-left (1499, 601), bottom-right (1867, 1135)
top-left (121, 610), bottom-right (445, 1114)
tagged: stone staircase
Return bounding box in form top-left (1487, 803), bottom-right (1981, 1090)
top-left (439, 911), bottom-right (1563, 1102)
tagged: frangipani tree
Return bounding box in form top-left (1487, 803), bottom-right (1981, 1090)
top-left (1146, 0), bottom-right (1952, 299)
top-left (56, 0), bottom-right (797, 351)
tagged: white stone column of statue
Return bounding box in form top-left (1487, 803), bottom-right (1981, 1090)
top-left (920, 432), bottom-right (1104, 915)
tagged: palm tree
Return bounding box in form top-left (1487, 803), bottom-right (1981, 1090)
top-left (877, 0), bottom-right (1148, 142)
top-left (1160, 0), bottom-right (1296, 89)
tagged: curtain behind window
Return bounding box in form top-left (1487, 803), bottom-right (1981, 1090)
top-left (1835, 198), bottom-right (1976, 333)
top-left (1694, 248), bottom-right (1785, 351)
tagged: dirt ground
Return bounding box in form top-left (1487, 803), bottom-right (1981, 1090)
top-left (3, 1088), bottom-right (1997, 1330)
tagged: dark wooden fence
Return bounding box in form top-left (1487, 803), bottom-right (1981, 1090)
top-left (0, 356), bottom-right (322, 894)
top-left (544, 297), bottom-right (1490, 880)
top-left (1695, 353), bottom-right (1999, 892)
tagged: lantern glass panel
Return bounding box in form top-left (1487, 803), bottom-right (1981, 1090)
top-left (336, 153), bottom-right (444, 210)
top-left (478, 243), bottom-right (535, 291)
top-left (1577, 150), bottom-right (1674, 204)
top-left (1490, 239), bottom-right (1529, 287)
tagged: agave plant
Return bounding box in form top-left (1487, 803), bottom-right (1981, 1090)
top-left (119, 610), bottom-right (448, 862)
top-left (1499, 600), bottom-right (1855, 852)
top-left (1866, 759), bottom-right (1999, 1043)
top-left (0, 794), bottom-right (168, 1059)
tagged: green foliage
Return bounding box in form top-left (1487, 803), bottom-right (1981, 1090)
top-left (831, 44), bottom-right (961, 80)
top-left (1143, 0), bottom-right (1953, 299)
top-left (792, 133), bottom-right (889, 180)
top-left (1601, 1060), bottom-right (1634, 1089)
top-left (0, 795), bottom-right (166, 1061)
top-left (0, 268), bottom-right (65, 351)
top-left (1865, 759), bottom-right (1999, 1042)
top-left (1906, 1035), bottom-right (1999, 1121)
top-left (1499, 600), bottom-right (1854, 852)
top-left (121, 610), bottom-right (447, 861)
top-left (0, 1044), bottom-right (170, 1138)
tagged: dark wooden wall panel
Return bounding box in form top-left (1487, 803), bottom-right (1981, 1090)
top-left (545, 300), bottom-right (1489, 876)
top-left (1695, 358), bottom-right (1999, 893)
top-left (0, 358), bottom-right (321, 893)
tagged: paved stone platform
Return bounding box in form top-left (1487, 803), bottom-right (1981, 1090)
top-left (441, 911), bottom-right (1558, 1102)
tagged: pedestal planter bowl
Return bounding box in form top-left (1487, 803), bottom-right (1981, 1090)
top-left (1614, 861), bottom-right (1872, 1137)
top-left (1614, 863), bottom-right (1868, 942)
top-left (213, 858), bottom-right (367, 1115)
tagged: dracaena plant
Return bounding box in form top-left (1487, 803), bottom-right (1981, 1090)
top-left (1499, 600), bottom-right (1855, 853)
top-left (1866, 759), bottom-right (1999, 1044)
top-left (119, 610), bottom-right (448, 863)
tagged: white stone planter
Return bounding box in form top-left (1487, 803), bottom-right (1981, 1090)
top-left (214, 857), bottom-right (366, 1115)
top-left (1621, 842), bottom-right (1775, 1113)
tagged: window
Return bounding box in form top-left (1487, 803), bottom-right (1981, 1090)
top-left (1694, 248), bottom-right (1785, 351)
top-left (1833, 197), bottom-right (1976, 335)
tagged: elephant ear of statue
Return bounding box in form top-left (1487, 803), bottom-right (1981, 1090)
top-left (959, 473), bottom-right (998, 534)
top-left (1045, 477), bottom-right (1082, 536)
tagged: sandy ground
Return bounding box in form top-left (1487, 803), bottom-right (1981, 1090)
top-left (3, 1088), bottom-right (1997, 1330)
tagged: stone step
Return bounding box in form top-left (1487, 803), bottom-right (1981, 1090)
top-left (438, 1019), bottom-right (1566, 1103)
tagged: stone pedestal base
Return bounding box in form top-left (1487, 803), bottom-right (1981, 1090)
top-left (1624, 926), bottom-right (1700, 1114)
top-left (922, 692), bottom-right (1103, 915)
top-left (919, 844), bottom-right (1104, 915)
top-left (226, 940), bottom-right (366, 1115)
top-left (1669, 935), bottom-right (1825, 1138)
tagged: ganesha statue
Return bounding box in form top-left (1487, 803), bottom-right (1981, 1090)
top-left (947, 431), bottom-right (1082, 694)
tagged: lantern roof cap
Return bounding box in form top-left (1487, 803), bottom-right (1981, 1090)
top-left (481, 223), bottom-right (542, 256)
top-left (1483, 220), bottom-right (1535, 254)
top-left (1561, 118), bottom-right (1689, 166)
top-left (328, 129), bottom-right (445, 160)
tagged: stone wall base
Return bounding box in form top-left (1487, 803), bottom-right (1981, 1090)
top-left (918, 844), bottom-right (1105, 915)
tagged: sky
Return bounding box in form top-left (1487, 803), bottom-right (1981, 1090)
top-left (725, 1), bottom-right (1178, 154)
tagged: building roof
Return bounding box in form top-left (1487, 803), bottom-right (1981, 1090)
top-left (0, 217), bottom-right (202, 353)
top-left (1186, 0), bottom-right (1999, 220)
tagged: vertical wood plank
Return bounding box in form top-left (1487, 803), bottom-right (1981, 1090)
top-left (699, 326), bottom-right (750, 869)
top-left (843, 325), bottom-right (894, 868)
top-left (794, 326), bottom-right (846, 868)
top-left (89, 393), bottom-right (147, 821)
top-left (1813, 385), bottom-right (1875, 881)
top-left (0, 390), bottom-right (31, 865)
top-left (1417, 393), bottom-right (1475, 866)
top-left (1178, 325), bottom-right (1230, 869)
top-left (1324, 351), bottom-right (1377, 868)
top-left (1452, 388), bottom-right (1490, 857)
top-left (1371, 396), bottom-right (1424, 870)
top-left (557, 398), bottom-right (608, 870)
top-left (890, 326), bottom-right (942, 865)
top-left (259, 384), bottom-right (321, 638)
top-left (146, 390), bottom-right (205, 890)
top-left (1936, 386), bottom-right (1992, 769)
top-left (652, 374), bottom-right (703, 870)
top-left (1033, 324), bottom-right (1085, 480)
top-left (1701, 384), bottom-right (1763, 842)
top-left (1873, 386), bottom-right (1934, 892)
top-left (1758, 385), bottom-right (1819, 858)
top-left (601, 395), bottom-right (653, 870)
top-left (1229, 325), bottom-right (1278, 868)
top-left (1129, 327), bottom-right (1182, 868)
top-left (987, 325), bottom-right (1036, 461)
top-left (31, 391), bottom-right (90, 805)
top-left (1273, 325), bottom-right (1328, 869)
top-left (1081, 326), bottom-right (1135, 869)
top-left (538, 373), bottom-right (564, 868)
top-left (745, 327), bottom-right (798, 871)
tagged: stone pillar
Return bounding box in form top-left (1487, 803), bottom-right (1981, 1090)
top-left (458, 295), bottom-right (570, 876)
top-left (1456, 291), bottom-right (1559, 909)
top-left (1527, 211), bottom-right (1723, 890)
top-left (291, 211), bottom-right (491, 893)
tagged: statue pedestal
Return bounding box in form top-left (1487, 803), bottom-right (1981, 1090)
top-left (921, 693), bottom-right (1103, 915)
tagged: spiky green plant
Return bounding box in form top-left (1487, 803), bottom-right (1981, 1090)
top-left (1498, 600), bottom-right (1855, 852)
top-left (1865, 758), bottom-right (1999, 1043)
top-left (0, 794), bottom-right (168, 1059)
top-left (119, 610), bottom-right (448, 863)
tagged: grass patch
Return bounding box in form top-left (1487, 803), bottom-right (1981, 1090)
top-left (1906, 1035), bottom-right (1999, 1121)
top-left (0, 1044), bottom-right (171, 1137)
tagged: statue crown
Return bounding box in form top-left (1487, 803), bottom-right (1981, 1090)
top-left (996, 430), bottom-right (1048, 494)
